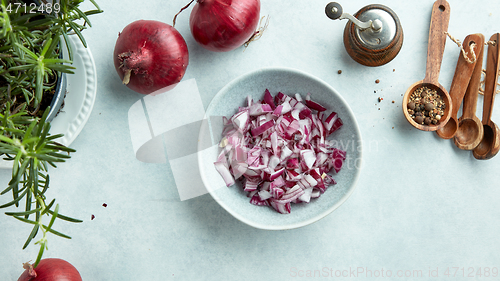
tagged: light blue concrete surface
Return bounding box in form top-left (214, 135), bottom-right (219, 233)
top-left (2, 0), bottom-right (500, 280)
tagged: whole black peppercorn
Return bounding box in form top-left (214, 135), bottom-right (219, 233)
top-left (408, 102), bottom-right (416, 110)
top-left (424, 102), bottom-right (435, 111)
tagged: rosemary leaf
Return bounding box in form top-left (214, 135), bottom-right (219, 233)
top-left (84, 9), bottom-right (103, 17)
top-left (7, 64), bottom-right (33, 71)
top-left (61, 31), bottom-right (73, 61)
top-left (22, 223), bottom-right (39, 250)
top-left (34, 66), bottom-right (43, 105)
top-left (67, 21), bottom-right (86, 47)
top-left (5, 207), bottom-right (42, 216)
top-left (12, 214), bottom-right (37, 225)
top-left (73, 7), bottom-right (91, 27)
top-left (24, 186), bottom-right (32, 219)
top-left (88, 0), bottom-right (102, 11)
top-left (45, 144), bottom-right (76, 153)
top-left (8, 157), bottom-right (30, 195)
top-left (11, 150), bottom-right (23, 179)
top-left (46, 210), bottom-right (83, 223)
top-left (0, 134), bottom-right (15, 144)
top-left (45, 133), bottom-right (65, 140)
top-left (46, 152), bottom-right (71, 159)
top-left (39, 173), bottom-right (49, 195)
top-left (41, 198), bottom-right (55, 216)
top-left (45, 64), bottom-right (75, 74)
top-left (40, 38), bottom-right (53, 57)
top-left (46, 203), bottom-right (59, 230)
top-left (29, 153), bottom-right (63, 163)
top-left (13, 43), bottom-right (38, 60)
top-left (0, 188), bottom-right (28, 208)
top-left (45, 227), bottom-right (71, 239)
top-left (43, 58), bottom-right (73, 64)
top-left (44, 35), bottom-right (60, 59)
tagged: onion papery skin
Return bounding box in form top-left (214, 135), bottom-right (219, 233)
top-left (113, 20), bottom-right (189, 95)
top-left (18, 258), bottom-right (82, 281)
top-left (189, 0), bottom-right (261, 52)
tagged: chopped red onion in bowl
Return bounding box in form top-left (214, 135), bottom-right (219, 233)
top-left (214, 89), bottom-right (346, 214)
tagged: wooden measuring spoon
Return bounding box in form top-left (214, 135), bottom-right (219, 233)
top-left (454, 34), bottom-right (484, 150)
top-left (473, 33), bottom-right (500, 160)
top-left (436, 34), bottom-right (481, 139)
top-left (403, 0), bottom-right (452, 131)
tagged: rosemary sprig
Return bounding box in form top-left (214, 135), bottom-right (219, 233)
top-left (0, 0), bottom-right (101, 267)
top-left (0, 105), bottom-right (80, 267)
top-left (0, 0), bottom-right (103, 110)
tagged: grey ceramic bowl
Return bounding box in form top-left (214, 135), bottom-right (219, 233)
top-left (198, 67), bottom-right (362, 230)
top-left (46, 73), bottom-right (66, 122)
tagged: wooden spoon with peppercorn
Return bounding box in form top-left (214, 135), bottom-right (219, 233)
top-left (473, 33), bottom-right (500, 160)
top-left (454, 34), bottom-right (485, 150)
top-left (403, 0), bottom-right (452, 131)
top-left (436, 34), bottom-right (482, 139)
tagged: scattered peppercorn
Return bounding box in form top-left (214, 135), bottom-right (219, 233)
top-left (338, 70), bottom-right (342, 74)
top-left (103, 203), bottom-right (107, 207)
top-left (375, 79), bottom-right (380, 83)
top-left (91, 214), bottom-right (95, 220)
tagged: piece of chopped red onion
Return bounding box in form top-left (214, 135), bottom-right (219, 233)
top-left (214, 90), bottom-right (346, 214)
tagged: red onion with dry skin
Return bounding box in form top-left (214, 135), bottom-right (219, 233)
top-left (18, 259), bottom-right (82, 281)
top-left (174, 0), bottom-right (261, 52)
top-left (114, 20), bottom-right (189, 95)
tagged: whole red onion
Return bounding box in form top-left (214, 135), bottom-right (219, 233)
top-left (18, 258), bottom-right (82, 281)
top-left (114, 20), bottom-right (189, 95)
top-left (189, 0), bottom-right (261, 52)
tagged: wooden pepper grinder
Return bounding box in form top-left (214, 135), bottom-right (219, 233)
top-left (325, 2), bottom-right (404, 66)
